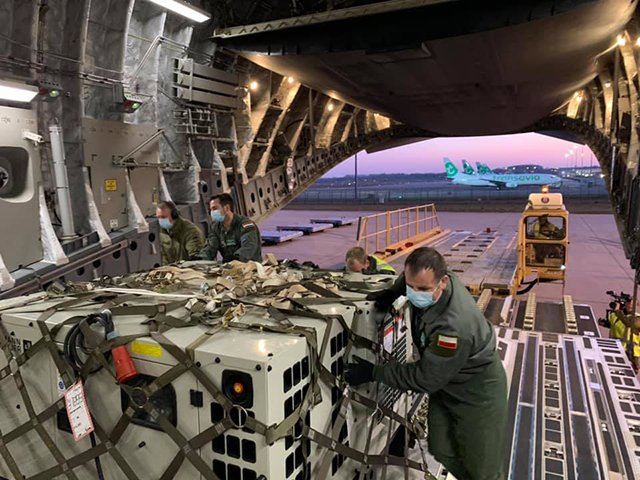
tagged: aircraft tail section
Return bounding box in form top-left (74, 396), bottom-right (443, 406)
top-left (462, 159), bottom-right (476, 175)
top-left (476, 162), bottom-right (493, 175)
top-left (443, 158), bottom-right (459, 178)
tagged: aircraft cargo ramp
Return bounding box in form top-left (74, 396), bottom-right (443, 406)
top-left (389, 230), bottom-right (519, 295)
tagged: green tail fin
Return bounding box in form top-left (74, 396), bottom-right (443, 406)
top-left (443, 158), bottom-right (459, 178)
top-left (462, 160), bottom-right (476, 175)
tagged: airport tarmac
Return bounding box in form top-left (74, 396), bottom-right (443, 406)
top-left (261, 209), bottom-right (633, 321)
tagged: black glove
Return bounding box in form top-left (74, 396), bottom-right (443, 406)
top-left (344, 356), bottom-right (375, 386)
top-left (366, 289), bottom-right (399, 310)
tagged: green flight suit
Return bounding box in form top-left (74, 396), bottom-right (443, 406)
top-left (159, 217), bottom-right (205, 265)
top-left (362, 255), bottom-right (396, 275)
top-left (199, 213), bottom-right (262, 263)
top-left (372, 272), bottom-right (508, 480)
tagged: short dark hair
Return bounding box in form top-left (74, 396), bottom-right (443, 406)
top-left (211, 193), bottom-right (234, 211)
top-left (157, 201), bottom-right (179, 220)
top-left (404, 247), bottom-right (447, 279)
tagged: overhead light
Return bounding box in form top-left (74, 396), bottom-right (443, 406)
top-left (146, 0), bottom-right (211, 23)
top-left (287, 77), bottom-right (294, 84)
top-left (605, 81), bottom-right (612, 88)
top-left (576, 95), bottom-right (583, 103)
top-left (249, 81), bottom-right (258, 91)
top-left (0, 79), bottom-right (39, 103)
top-left (618, 35), bottom-right (627, 47)
top-left (327, 103), bottom-right (334, 111)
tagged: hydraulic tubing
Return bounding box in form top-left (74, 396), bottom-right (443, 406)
top-left (49, 119), bottom-right (76, 238)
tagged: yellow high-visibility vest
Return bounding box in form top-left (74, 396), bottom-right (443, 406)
top-left (609, 311), bottom-right (640, 357)
top-left (371, 255), bottom-right (395, 274)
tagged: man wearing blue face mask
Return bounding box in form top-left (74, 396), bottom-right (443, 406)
top-left (198, 193), bottom-right (262, 263)
top-left (156, 201), bottom-right (204, 265)
top-left (345, 247), bottom-right (507, 480)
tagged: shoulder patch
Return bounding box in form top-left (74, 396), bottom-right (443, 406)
top-left (242, 223), bottom-right (255, 229)
top-left (437, 335), bottom-right (458, 350)
top-left (430, 334), bottom-right (459, 358)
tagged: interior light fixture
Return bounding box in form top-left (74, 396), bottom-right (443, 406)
top-left (605, 81), bottom-right (612, 88)
top-left (287, 77), bottom-right (295, 84)
top-left (618, 35), bottom-right (627, 47)
top-left (147, 0), bottom-right (211, 23)
top-left (0, 79), bottom-right (39, 103)
top-left (249, 81), bottom-right (258, 91)
top-left (327, 103), bottom-right (334, 111)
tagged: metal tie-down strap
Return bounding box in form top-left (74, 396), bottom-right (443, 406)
top-left (0, 283), bottom-right (437, 480)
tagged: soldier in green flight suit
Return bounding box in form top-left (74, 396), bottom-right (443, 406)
top-left (345, 247), bottom-right (508, 480)
top-left (345, 246), bottom-right (396, 275)
top-left (156, 201), bottom-right (205, 264)
top-left (198, 193), bottom-right (263, 263)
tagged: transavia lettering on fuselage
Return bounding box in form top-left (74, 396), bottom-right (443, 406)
top-left (492, 175), bottom-right (541, 182)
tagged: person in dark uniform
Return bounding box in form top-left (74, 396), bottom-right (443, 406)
top-left (345, 247), bottom-right (508, 480)
top-left (156, 201), bottom-right (204, 264)
top-left (198, 193), bottom-right (262, 263)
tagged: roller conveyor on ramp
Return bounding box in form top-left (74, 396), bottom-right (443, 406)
top-left (496, 328), bottom-right (640, 480)
top-left (389, 230), bottom-right (519, 295)
top-left (476, 290), bottom-right (600, 336)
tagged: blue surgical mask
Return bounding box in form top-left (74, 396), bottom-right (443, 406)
top-left (159, 218), bottom-right (172, 230)
top-left (210, 210), bottom-right (224, 223)
top-left (406, 284), bottom-right (441, 309)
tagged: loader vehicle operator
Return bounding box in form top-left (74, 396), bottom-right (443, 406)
top-left (345, 247), bottom-right (508, 480)
top-left (198, 193), bottom-right (262, 263)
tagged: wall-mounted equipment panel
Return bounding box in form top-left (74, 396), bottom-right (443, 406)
top-left (0, 106), bottom-right (42, 271)
top-left (83, 119), bottom-right (161, 232)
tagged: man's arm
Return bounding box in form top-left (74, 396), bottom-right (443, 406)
top-left (372, 328), bottom-right (471, 394)
top-left (233, 223), bottom-right (262, 262)
top-left (184, 225), bottom-right (205, 260)
top-left (388, 273), bottom-right (406, 297)
top-left (159, 231), bottom-right (175, 264)
top-left (198, 231), bottom-right (220, 261)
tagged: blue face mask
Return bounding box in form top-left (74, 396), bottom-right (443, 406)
top-left (159, 218), bottom-right (172, 230)
top-left (210, 210), bottom-right (224, 223)
top-left (406, 283), bottom-right (442, 309)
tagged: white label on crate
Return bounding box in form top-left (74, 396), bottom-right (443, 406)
top-left (580, 315), bottom-right (590, 320)
top-left (584, 331), bottom-right (595, 337)
top-left (110, 219), bottom-right (118, 229)
top-left (64, 381), bottom-right (94, 442)
top-left (57, 372), bottom-right (66, 396)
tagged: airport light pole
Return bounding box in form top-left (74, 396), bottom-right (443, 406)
top-left (354, 152), bottom-right (358, 201)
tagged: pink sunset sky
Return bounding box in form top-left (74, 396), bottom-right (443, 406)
top-left (323, 133), bottom-right (596, 177)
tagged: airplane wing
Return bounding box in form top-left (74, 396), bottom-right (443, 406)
top-left (486, 179), bottom-right (509, 188)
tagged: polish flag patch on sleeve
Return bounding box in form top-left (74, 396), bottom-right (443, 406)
top-left (437, 335), bottom-right (458, 350)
